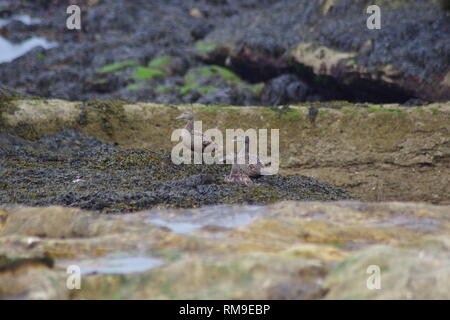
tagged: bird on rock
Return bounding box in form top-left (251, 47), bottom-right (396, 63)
top-left (224, 136), bottom-right (266, 185)
top-left (176, 111), bottom-right (217, 154)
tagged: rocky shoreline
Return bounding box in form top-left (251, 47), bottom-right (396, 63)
top-left (0, 98), bottom-right (449, 299)
top-left (1, 201), bottom-right (450, 299)
top-left (1, 0), bottom-right (449, 300)
top-left (1, 0), bottom-right (449, 105)
top-left (1, 95), bottom-right (449, 204)
top-left (0, 128), bottom-right (351, 212)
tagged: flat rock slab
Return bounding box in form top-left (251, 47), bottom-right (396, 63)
top-left (0, 201), bottom-right (449, 299)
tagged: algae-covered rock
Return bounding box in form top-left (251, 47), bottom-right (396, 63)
top-left (203, 0), bottom-right (450, 102)
top-left (77, 253), bottom-right (327, 300)
top-left (324, 237), bottom-right (450, 299)
top-left (0, 206), bottom-right (90, 238)
top-left (0, 129), bottom-right (351, 212)
top-left (1, 1), bottom-right (448, 104)
top-left (1, 97), bottom-right (449, 203)
top-left (0, 201), bottom-right (449, 299)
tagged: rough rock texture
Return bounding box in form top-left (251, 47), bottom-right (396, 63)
top-left (203, 0), bottom-right (450, 102)
top-left (1, 97), bottom-right (449, 203)
top-left (1, 0), bottom-right (449, 104)
top-left (324, 237), bottom-right (450, 299)
top-left (0, 202), bottom-right (449, 299)
top-left (0, 126), bottom-right (351, 212)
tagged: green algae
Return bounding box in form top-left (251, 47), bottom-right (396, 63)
top-left (0, 89), bottom-right (18, 130)
top-left (209, 65), bottom-right (241, 83)
top-left (264, 105), bottom-right (303, 121)
top-left (0, 129), bottom-right (351, 213)
top-left (244, 83), bottom-right (265, 95)
top-left (0, 91), bottom-right (43, 140)
top-left (366, 106), bottom-right (403, 113)
top-left (190, 104), bottom-right (238, 111)
top-left (148, 56), bottom-right (172, 69)
top-left (131, 67), bottom-right (165, 80)
top-left (126, 83), bottom-right (141, 91)
top-left (430, 108), bottom-right (441, 115)
top-left (78, 100), bottom-right (128, 138)
top-left (36, 54), bottom-right (46, 61)
top-left (185, 65), bottom-right (241, 84)
top-left (180, 65), bottom-right (247, 96)
top-left (127, 56), bottom-right (172, 85)
top-left (281, 108), bottom-right (303, 121)
top-left (195, 41), bottom-right (220, 54)
top-left (98, 60), bottom-right (138, 74)
top-left (179, 83), bottom-right (217, 96)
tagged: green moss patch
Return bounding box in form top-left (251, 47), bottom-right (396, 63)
top-left (130, 67), bottom-right (166, 80)
top-left (148, 56), bottom-right (172, 69)
top-left (195, 41), bottom-right (220, 54)
top-left (0, 89), bottom-right (19, 131)
top-left (77, 100), bottom-right (128, 138)
top-left (98, 60), bottom-right (138, 74)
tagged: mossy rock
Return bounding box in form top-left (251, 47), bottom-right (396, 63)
top-left (97, 60), bottom-right (138, 74)
top-left (0, 129), bottom-right (352, 213)
top-left (131, 67), bottom-right (166, 80)
top-left (148, 56), bottom-right (172, 69)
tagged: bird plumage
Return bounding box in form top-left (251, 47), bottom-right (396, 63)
top-left (225, 136), bottom-right (265, 185)
top-left (176, 111), bottom-right (216, 153)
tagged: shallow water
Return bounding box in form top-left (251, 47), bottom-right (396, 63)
top-left (369, 216), bottom-right (441, 232)
top-left (146, 205), bottom-right (263, 234)
top-left (0, 36), bottom-right (57, 63)
top-left (0, 14), bottom-right (57, 63)
top-left (66, 255), bottom-right (164, 275)
top-left (0, 15), bottom-right (41, 28)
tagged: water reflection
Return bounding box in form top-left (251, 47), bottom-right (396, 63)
top-left (72, 255), bottom-right (165, 275)
top-left (0, 14), bottom-right (41, 28)
top-left (146, 205), bottom-right (263, 234)
top-left (0, 14), bottom-right (57, 63)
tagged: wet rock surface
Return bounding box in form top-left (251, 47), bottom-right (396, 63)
top-left (0, 201), bottom-right (449, 299)
top-left (0, 96), bottom-right (449, 299)
top-left (0, 129), bottom-right (351, 212)
top-left (2, 96), bottom-right (448, 203)
top-left (1, 0), bottom-right (449, 104)
top-left (204, 0), bottom-right (450, 102)
top-left (1, 0), bottom-right (449, 300)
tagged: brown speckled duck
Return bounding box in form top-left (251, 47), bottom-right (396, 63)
top-left (225, 136), bottom-right (266, 185)
top-left (176, 111), bottom-right (216, 153)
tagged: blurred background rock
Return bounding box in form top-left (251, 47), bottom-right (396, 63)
top-left (0, 0), bottom-right (449, 105)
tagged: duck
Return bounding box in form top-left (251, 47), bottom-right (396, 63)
top-left (224, 136), bottom-right (266, 185)
top-left (176, 111), bottom-right (216, 154)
